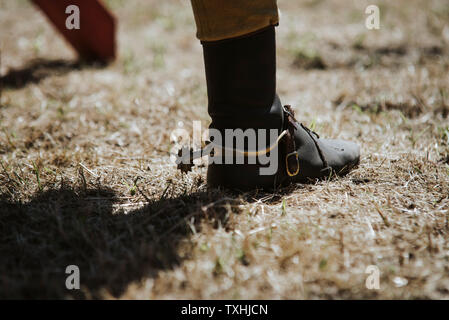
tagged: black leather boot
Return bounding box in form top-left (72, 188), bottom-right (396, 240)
top-left (199, 26), bottom-right (360, 191)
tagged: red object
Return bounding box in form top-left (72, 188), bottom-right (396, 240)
top-left (31, 0), bottom-right (116, 62)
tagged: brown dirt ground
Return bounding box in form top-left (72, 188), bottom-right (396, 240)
top-left (0, 0), bottom-right (448, 299)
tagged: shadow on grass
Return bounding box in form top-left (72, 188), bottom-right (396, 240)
top-left (0, 186), bottom-right (235, 299)
top-left (0, 58), bottom-right (106, 90)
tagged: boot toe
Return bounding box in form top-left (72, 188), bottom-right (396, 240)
top-left (319, 139), bottom-right (360, 175)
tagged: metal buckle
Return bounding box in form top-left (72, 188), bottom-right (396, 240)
top-left (285, 151), bottom-right (300, 177)
top-left (283, 105), bottom-right (294, 118)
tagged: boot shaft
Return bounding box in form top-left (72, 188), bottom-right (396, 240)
top-left (202, 26), bottom-right (283, 132)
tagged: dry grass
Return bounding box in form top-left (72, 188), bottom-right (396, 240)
top-left (1, 0), bottom-right (449, 299)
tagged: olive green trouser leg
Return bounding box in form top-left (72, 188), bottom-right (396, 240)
top-left (190, 0), bottom-right (279, 41)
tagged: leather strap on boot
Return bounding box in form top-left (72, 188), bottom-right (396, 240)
top-left (282, 105), bottom-right (300, 177)
top-left (176, 105), bottom-right (331, 178)
top-left (280, 105), bottom-right (331, 178)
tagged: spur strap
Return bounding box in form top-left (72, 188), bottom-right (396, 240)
top-left (176, 105), bottom-right (330, 176)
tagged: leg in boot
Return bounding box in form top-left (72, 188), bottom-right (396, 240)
top-left (189, 1), bottom-right (360, 191)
